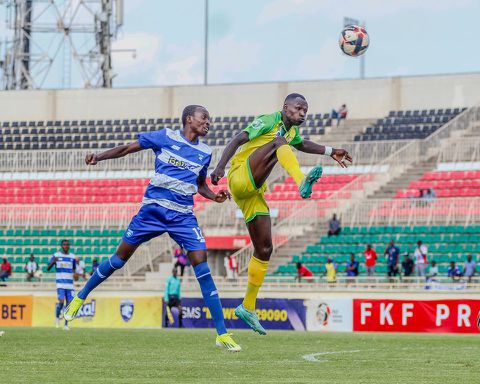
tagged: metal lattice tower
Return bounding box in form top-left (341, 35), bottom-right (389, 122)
top-left (0, 0), bottom-right (123, 89)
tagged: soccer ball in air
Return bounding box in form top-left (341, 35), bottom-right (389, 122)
top-left (339, 25), bottom-right (369, 57)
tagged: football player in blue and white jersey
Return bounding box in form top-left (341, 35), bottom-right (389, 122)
top-left (47, 239), bottom-right (76, 330)
top-left (65, 105), bottom-right (241, 351)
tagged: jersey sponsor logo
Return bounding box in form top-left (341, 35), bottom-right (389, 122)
top-left (76, 300), bottom-right (96, 319)
top-left (120, 299), bottom-right (134, 322)
top-left (171, 144), bottom-right (181, 150)
top-left (167, 156), bottom-right (199, 171)
top-left (126, 229), bottom-right (133, 237)
top-left (251, 119), bottom-right (265, 130)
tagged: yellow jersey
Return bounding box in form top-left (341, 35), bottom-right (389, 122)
top-left (230, 111), bottom-right (303, 168)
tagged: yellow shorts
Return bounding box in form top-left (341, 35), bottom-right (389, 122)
top-left (228, 161), bottom-right (269, 223)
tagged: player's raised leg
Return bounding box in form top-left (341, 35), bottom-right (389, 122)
top-left (64, 241), bottom-right (135, 321)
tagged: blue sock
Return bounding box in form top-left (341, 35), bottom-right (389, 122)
top-left (55, 303), bottom-right (63, 318)
top-left (194, 262), bottom-right (227, 335)
top-left (78, 254), bottom-right (126, 300)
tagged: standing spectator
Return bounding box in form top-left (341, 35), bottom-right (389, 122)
top-left (173, 246), bottom-right (188, 276)
top-left (296, 262), bottom-right (313, 282)
top-left (325, 258), bottom-right (337, 283)
top-left (447, 261), bottom-right (462, 281)
top-left (228, 254), bottom-right (238, 280)
top-left (423, 188), bottom-right (437, 203)
top-left (346, 253), bottom-right (359, 277)
top-left (364, 244), bottom-right (377, 276)
top-left (427, 260), bottom-right (439, 281)
top-left (414, 240), bottom-right (428, 277)
top-left (91, 259), bottom-right (99, 276)
top-left (25, 254), bottom-right (39, 282)
top-left (0, 257), bottom-right (12, 281)
top-left (385, 240), bottom-right (400, 277)
top-left (74, 256), bottom-right (86, 281)
top-left (164, 268), bottom-right (182, 328)
top-left (328, 214), bottom-right (341, 237)
top-left (331, 104), bottom-right (348, 127)
top-left (401, 253), bottom-right (415, 278)
top-left (463, 254), bottom-right (476, 283)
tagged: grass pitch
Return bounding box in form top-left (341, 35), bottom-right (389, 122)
top-left (1, 328), bottom-right (479, 384)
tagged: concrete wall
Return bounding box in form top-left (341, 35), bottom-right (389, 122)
top-left (1, 72), bottom-right (479, 121)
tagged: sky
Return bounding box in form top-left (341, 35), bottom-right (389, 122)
top-left (0, 0), bottom-right (479, 89)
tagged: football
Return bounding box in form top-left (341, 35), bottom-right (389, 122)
top-left (339, 25), bottom-right (369, 57)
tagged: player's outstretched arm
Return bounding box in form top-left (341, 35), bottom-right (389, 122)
top-left (210, 132), bottom-right (249, 185)
top-left (197, 176), bottom-right (231, 203)
top-left (293, 140), bottom-right (353, 168)
top-left (85, 141), bottom-right (143, 165)
top-left (46, 257), bottom-right (57, 271)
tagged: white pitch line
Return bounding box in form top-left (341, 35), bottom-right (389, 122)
top-left (302, 349), bottom-right (363, 362)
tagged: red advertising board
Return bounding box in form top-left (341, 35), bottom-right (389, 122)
top-left (353, 299), bottom-right (480, 333)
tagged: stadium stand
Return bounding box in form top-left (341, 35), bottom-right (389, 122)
top-left (274, 225), bottom-right (480, 277)
top-left (0, 113), bottom-right (329, 150)
top-left (355, 108), bottom-right (466, 141)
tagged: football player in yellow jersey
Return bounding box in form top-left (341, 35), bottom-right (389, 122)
top-left (211, 93), bottom-right (352, 334)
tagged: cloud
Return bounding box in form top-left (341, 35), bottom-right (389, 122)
top-left (208, 34), bottom-right (263, 82)
top-left (257, 0), bottom-right (473, 25)
top-left (154, 42), bottom-right (203, 85)
top-left (112, 32), bottom-right (162, 76)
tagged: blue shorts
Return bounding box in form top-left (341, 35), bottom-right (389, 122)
top-left (57, 288), bottom-right (74, 303)
top-left (122, 204), bottom-right (206, 251)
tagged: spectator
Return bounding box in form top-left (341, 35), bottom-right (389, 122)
top-left (91, 259), bottom-right (99, 276)
top-left (427, 260), bottom-right (439, 280)
top-left (423, 188), bottom-right (437, 203)
top-left (164, 267), bottom-right (182, 328)
top-left (331, 104), bottom-right (348, 127)
top-left (74, 256), bottom-right (86, 281)
top-left (447, 261), bottom-right (462, 281)
top-left (463, 254), bottom-right (476, 283)
top-left (385, 240), bottom-right (400, 277)
top-left (401, 253), bottom-right (414, 277)
top-left (25, 254), bottom-right (39, 282)
top-left (328, 214), bottom-right (341, 237)
top-left (346, 253), bottom-right (359, 277)
top-left (224, 255), bottom-right (238, 280)
top-left (296, 262), bottom-right (314, 282)
top-left (325, 258), bottom-right (337, 283)
top-left (414, 240), bottom-right (428, 277)
top-left (364, 244), bottom-right (377, 276)
top-left (0, 257), bottom-right (12, 281)
top-left (173, 246), bottom-right (188, 276)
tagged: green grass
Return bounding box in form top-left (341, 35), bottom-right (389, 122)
top-left (1, 328), bottom-right (480, 384)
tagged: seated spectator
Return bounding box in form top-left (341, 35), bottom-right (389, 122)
top-left (364, 244), bottom-right (377, 276)
top-left (25, 254), bottom-right (39, 282)
top-left (463, 254), bottom-right (476, 283)
top-left (325, 258), bottom-right (337, 283)
top-left (423, 188), bottom-right (436, 202)
top-left (345, 253), bottom-right (359, 278)
top-left (328, 214), bottom-right (341, 237)
top-left (296, 262), bottom-right (314, 282)
top-left (74, 256), bottom-right (86, 281)
top-left (427, 260), bottom-right (439, 281)
top-left (447, 261), bottom-right (462, 281)
top-left (401, 253), bottom-right (414, 278)
top-left (0, 257), bottom-right (12, 281)
top-left (414, 240), bottom-right (428, 277)
top-left (331, 104), bottom-right (348, 127)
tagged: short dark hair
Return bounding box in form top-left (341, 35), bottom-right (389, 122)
top-left (61, 239), bottom-right (69, 244)
top-left (182, 104), bottom-right (205, 126)
top-left (284, 93), bottom-right (306, 103)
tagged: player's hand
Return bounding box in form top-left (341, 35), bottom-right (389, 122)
top-left (85, 153), bottom-right (99, 165)
top-left (331, 148), bottom-right (352, 168)
top-left (214, 189), bottom-right (231, 203)
top-left (210, 167), bottom-right (225, 185)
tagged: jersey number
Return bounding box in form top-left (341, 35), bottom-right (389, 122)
top-left (192, 227), bottom-right (205, 243)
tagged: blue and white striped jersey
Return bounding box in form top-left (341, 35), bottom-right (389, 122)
top-left (138, 128), bottom-right (212, 214)
top-left (49, 252), bottom-right (76, 290)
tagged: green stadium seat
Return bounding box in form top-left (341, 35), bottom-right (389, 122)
top-left (14, 265), bottom-right (24, 273)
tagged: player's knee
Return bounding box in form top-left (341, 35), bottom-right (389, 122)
top-left (256, 244), bottom-right (273, 260)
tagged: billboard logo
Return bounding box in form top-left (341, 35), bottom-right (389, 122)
top-left (76, 300), bottom-right (96, 319)
top-left (120, 299), bottom-right (134, 322)
top-left (316, 302), bottom-right (331, 326)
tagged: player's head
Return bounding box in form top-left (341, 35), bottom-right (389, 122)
top-left (182, 104), bottom-right (211, 137)
top-left (60, 239), bottom-right (70, 253)
top-left (282, 93), bottom-right (308, 126)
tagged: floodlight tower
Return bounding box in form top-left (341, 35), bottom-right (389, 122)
top-left (0, 0), bottom-right (124, 90)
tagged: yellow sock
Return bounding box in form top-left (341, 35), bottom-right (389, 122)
top-left (243, 256), bottom-right (269, 311)
top-left (276, 144), bottom-right (305, 187)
